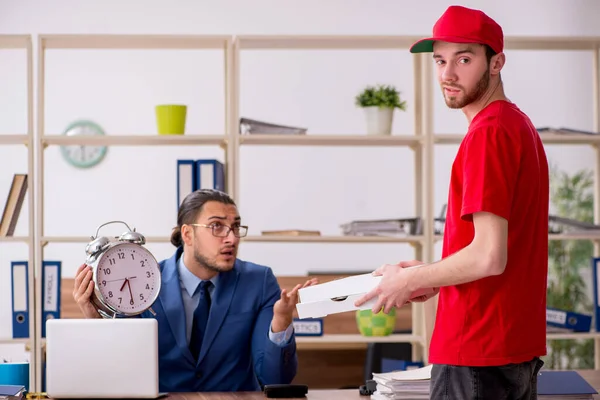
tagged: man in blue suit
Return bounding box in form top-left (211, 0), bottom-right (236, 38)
top-left (73, 189), bottom-right (316, 392)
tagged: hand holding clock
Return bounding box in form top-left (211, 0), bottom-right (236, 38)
top-left (73, 264), bottom-right (102, 319)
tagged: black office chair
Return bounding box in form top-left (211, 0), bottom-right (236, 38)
top-left (363, 331), bottom-right (414, 382)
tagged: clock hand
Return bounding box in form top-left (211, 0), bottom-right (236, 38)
top-left (127, 279), bottom-right (134, 304)
top-left (120, 278), bottom-right (129, 292)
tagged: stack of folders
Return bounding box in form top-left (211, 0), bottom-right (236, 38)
top-left (370, 364), bottom-right (432, 399)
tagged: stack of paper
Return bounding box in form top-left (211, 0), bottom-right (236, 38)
top-left (370, 364), bottom-right (432, 399)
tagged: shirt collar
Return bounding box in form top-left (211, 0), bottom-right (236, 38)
top-left (177, 252), bottom-right (219, 297)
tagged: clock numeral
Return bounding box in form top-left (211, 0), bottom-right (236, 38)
top-left (130, 299), bottom-right (134, 305)
top-left (118, 252), bottom-right (125, 260)
top-left (108, 291), bottom-right (113, 298)
top-left (103, 268), bottom-right (111, 275)
top-left (109, 257), bottom-right (116, 266)
top-left (118, 297), bottom-right (122, 304)
top-left (102, 280), bottom-right (106, 286)
top-left (146, 271), bottom-right (151, 278)
top-left (131, 254), bottom-right (135, 261)
top-left (139, 294), bottom-right (145, 301)
top-left (146, 284), bottom-right (150, 290)
top-left (140, 260), bottom-right (145, 267)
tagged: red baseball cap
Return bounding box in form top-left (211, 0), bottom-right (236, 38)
top-left (410, 5), bottom-right (503, 54)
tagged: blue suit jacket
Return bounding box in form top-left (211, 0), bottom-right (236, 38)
top-left (139, 247), bottom-right (298, 392)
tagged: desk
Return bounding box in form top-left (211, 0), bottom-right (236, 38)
top-left (44, 370), bottom-right (600, 399)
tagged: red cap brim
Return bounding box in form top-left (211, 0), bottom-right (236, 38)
top-left (409, 35), bottom-right (489, 53)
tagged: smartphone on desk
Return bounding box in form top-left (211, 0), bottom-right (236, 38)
top-left (264, 384), bottom-right (308, 398)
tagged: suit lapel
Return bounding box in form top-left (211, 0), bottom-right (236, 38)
top-left (197, 262), bottom-right (240, 365)
top-left (158, 248), bottom-right (195, 365)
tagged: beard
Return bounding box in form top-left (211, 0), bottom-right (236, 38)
top-left (443, 66), bottom-right (490, 109)
top-left (193, 246), bottom-right (236, 273)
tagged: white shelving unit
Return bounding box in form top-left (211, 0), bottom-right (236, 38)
top-left (6, 33), bottom-right (597, 392)
top-left (33, 34), bottom-right (234, 392)
top-left (0, 33), bottom-right (34, 383)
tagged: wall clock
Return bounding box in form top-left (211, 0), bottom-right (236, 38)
top-left (60, 120), bottom-right (108, 168)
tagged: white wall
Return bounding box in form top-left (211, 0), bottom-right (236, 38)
top-left (0, 0), bottom-right (599, 340)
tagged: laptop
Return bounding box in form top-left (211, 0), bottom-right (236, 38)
top-left (46, 318), bottom-right (163, 399)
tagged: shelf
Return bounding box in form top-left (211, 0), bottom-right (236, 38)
top-left (243, 235), bottom-right (423, 244)
top-left (295, 333), bottom-right (425, 351)
top-left (435, 132), bottom-right (600, 145)
top-left (237, 35), bottom-right (424, 50)
top-left (39, 34), bottom-right (230, 50)
top-left (237, 35), bottom-right (600, 51)
top-left (0, 135), bottom-right (30, 145)
top-left (40, 236), bottom-right (171, 244)
top-left (239, 134), bottom-right (421, 147)
top-left (0, 35), bottom-right (30, 49)
top-left (0, 338), bottom-right (29, 345)
top-left (504, 36), bottom-right (600, 50)
top-left (549, 233), bottom-right (600, 241)
top-left (547, 332), bottom-right (600, 340)
top-left (40, 135), bottom-right (227, 147)
top-left (0, 236), bottom-right (31, 243)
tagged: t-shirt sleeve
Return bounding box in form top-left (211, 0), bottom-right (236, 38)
top-left (460, 125), bottom-right (521, 222)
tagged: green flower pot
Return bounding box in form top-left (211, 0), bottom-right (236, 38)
top-left (356, 308), bottom-right (396, 336)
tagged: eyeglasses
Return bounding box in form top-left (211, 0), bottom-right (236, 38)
top-left (188, 223), bottom-right (248, 238)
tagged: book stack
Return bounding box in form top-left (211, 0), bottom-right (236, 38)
top-left (370, 364), bottom-right (431, 399)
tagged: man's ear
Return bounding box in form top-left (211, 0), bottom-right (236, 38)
top-left (182, 225), bottom-right (194, 246)
top-left (490, 52), bottom-right (505, 76)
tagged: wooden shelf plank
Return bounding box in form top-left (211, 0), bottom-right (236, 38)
top-left (504, 36), bottom-right (600, 50)
top-left (296, 333), bottom-right (424, 346)
top-left (41, 135), bottom-right (227, 146)
top-left (0, 236), bottom-right (31, 243)
top-left (243, 235), bottom-right (423, 244)
top-left (435, 132), bottom-right (600, 145)
top-left (549, 233), bottom-right (600, 240)
top-left (240, 134), bottom-right (421, 147)
top-left (0, 35), bottom-right (30, 49)
top-left (0, 135), bottom-right (29, 145)
top-left (0, 338), bottom-right (29, 345)
top-left (237, 35), bottom-right (423, 50)
top-left (40, 34), bottom-right (230, 50)
top-left (547, 332), bottom-right (600, 340)
top-left (237, 35), bottom-right (600, 51)
top-left (41, 236), bottom-right (171, 244)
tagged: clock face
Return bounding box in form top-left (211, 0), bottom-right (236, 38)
top-left (60, 120), bottom-right (108, 168)
top-left (95, 242), bottom-right (161, 315)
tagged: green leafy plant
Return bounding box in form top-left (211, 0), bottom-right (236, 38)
top-left (355, 84), bottom-right (407, 110)
top-left (544, 163), bottom-right (594, 369)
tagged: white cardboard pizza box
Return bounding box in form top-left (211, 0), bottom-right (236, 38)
top-left (295, 272), bottom-right (436, 319)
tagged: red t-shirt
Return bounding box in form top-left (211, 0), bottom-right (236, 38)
top-left (428, 100), bottom-right (549, 366)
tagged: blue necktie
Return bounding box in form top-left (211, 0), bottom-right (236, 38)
top-left (189, 280), bottom-right (212, 361)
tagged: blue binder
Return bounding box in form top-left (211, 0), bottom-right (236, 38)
top-left (546, 307), bottom-right (592, 332)
top-left (195, 159), bottom-right (225, 192)
top-left (10, 261), bottom-right (29, 338)
top-left (41, 261), bottom-right (62, 338)
top-left (591, 257), bottom-right (600, 332)
top-left (176, 159), bottom-right (197, 209)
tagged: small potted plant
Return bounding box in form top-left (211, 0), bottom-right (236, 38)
top-left (355, 84), bottom-right (407, 135)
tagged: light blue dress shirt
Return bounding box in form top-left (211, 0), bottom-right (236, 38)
top-left (177, 254), bottom-right (294, 346)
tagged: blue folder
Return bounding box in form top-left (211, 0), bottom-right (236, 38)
top-left (537, 370), bottom-right (597, 395)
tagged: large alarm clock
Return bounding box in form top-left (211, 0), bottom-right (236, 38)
top-left (84, 220), bottom-right (161, 319)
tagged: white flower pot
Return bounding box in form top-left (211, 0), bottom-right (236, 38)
top-left (364, 106), bottom-right (394, 135)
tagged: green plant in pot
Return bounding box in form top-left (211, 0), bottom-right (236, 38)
top-left (355, 84), bottom-right (407, 136)
top-left (356, 308), bottom-right (396, 336)
top-left (544, 164), bottom-right (594, 369)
